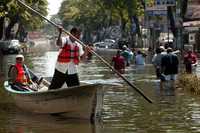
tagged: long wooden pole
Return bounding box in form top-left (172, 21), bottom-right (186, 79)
top-left (17, 0), bottom-right (153, 103)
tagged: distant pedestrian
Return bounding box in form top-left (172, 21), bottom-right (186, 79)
top-left (121, 45), bottom-right (133, 66)
top-left (135, 50), bottom-right (145, 65)
top-left (160, 48), bottom-right (179, 89)
top-left (112, 50), bottom-right (125, 74)
top-left (152, 46), bottom-right (166, 63)
top-left (152, 47), bottom-right (163, 78)
top-left (152, 46), bottom-right (167, 78)
top-left (86, 43), bottom-right (94, 60)
top-left (184, 49), bottom-right (197, 74)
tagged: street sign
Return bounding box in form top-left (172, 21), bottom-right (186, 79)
top-left (146, 10), bottom-right (167, 16)
top-left (155, 0), bottom-right (176, 6)
top-left (146, 5), bottom-right (167, 16)
top-left (146, 5), bottom-right (167, 10)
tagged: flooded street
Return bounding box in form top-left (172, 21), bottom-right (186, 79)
top-left (1, 51), bottom-right (200, 133)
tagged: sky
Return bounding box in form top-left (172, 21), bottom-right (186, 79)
top-left (47, 0), bottom-right (63, 18)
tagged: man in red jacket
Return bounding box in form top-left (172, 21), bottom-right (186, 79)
top-left (112, 50), bottom-right (125, 74)
top-left (49, 27), bottom-right (88, 89)
top-left (184, 49), bottom-right (198, 74)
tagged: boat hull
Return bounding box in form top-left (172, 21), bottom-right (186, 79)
top-left (4, 81), bottom-right (104, 120)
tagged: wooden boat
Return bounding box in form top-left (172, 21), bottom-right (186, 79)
top-left (4, 80), bottom-right (104, 120)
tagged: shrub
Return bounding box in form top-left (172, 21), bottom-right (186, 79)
top-left (178, 73), bottom-right (200, 95)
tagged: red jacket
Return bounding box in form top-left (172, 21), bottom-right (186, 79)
top-left (184, 53), bottom-right (197, 65)
top-left (57, 44), bottom-right (80, 65)
top-left (112, 56), bottom-right (125, 70)
top-left (15, 63), bottom-right (29, 84)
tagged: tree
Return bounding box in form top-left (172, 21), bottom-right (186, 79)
top-left (181, 0), bottom-right (188, 20)
top-left (57, 0), bottom-right (154, 44)
top-left (0, 0), bottom-right (10, 39)
top-left (43, 14), bottom-right (61, 36)
top-left (58, 0), bottom-right (111, 42)
top-left (0, 0), bottom-right (48, 41)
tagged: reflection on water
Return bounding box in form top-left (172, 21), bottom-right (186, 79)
top-left (1, 51), bottom-right (200, 132)
top-left (7, 111), bottom-right (102, 133)
top-left (30, 51), bottom-right (58, 77)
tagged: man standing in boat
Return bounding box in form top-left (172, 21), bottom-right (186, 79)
top-left (49, 27), bottom-right (87, 89)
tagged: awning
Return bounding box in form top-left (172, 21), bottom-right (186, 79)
top-left (183, 21), bottom-right (200, 27)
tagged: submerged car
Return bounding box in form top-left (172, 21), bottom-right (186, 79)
top-left (0, 40), bottom-right (21, 54)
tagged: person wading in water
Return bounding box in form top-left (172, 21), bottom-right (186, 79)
top-left (112, 50), bottom-right (125, 74)
top-left (184, 49), bottom-right (197, 74)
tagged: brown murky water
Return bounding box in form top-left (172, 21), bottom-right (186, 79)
top-left (0, 51), bottom-right (200, 133)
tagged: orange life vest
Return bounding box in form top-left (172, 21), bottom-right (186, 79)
top-left (15, 63), bottom-right (29, 84)
top-left (57, 43), bottom-right (80, 64)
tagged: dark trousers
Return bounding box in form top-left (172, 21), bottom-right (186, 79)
top-left (11, 83), bottom-right (31, 91)
top-left (185, 64), bottom-right (192, 74)
top-left (156, 68), bottom-right (161, 79)
top-left (49, 69), bottom-right (80, 90)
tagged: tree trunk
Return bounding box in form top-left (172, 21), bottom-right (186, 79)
top-left (130, 32), bottom-right (136, 48)
top-left (181, 0), bottom-right (188, 19)
top-left (167, 6), bottom-right (177, 38)
top-left (16, 24), bottom-right (27, 42)
top-left (121, 18), bottom-right (127, 38)
top-left (5, 15), bottom-right (19, 40)
top-left (0, 17), bottom-right (5, 40)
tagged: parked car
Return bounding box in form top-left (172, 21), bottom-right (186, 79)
top-left (94, 42), bottom-right (108, 48)
top-left (104, 39), bottom-right (117, 48)
top-left (104, 39), bottom-right (115, 44)
top-left (0, 40), bottom-right (21, 54)
top-left (94, 39), bottom-right (117, 49)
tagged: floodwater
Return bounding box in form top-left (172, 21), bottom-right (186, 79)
top-left (0, 51), bottom-right (200, 133)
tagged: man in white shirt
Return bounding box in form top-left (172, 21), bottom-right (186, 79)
top-left (135, 50), bottom-right (145, 65)
top-left (49, 27), bottom-right (86, 89)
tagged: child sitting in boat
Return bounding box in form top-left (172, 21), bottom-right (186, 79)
top-left (8, 54), bottom-right (43, 91)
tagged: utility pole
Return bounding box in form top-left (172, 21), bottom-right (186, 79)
top-left (176, 0), bottom-right (183, 50)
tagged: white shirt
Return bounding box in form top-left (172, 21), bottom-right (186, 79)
top-left (152, 51), bottom-right (167, 64)
top-left (55, 36), bottom-right (84, 74)
top-left (135, 54), bottom-right (145, 65)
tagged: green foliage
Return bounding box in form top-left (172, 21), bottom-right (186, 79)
top-left (18, 0), bottom-right (48, 30)
top-left (57, 0), bottom-right (150, 40)
top-left (0, 2), bottom-right (8, 17)
top-left (42, 15), bottom-right (61, 36)
top-left (0, 0), bottom-right (48, 40)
